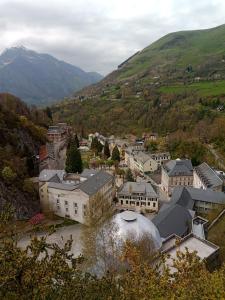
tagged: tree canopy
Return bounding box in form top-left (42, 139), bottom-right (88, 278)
top-left (65, 143), bottom-right (83, 173)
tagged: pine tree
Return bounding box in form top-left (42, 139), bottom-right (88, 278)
top-left (104, 141), bottom-right (110, 159)
top-left (111, 145), bottom-right (120, 162)
top-left (45, 106), bottom-right (52, 120)
top-left (74, 134), bottom-right (80, 149)
top-left (125, 168), bottom-right (134, 182)
top-left (65, 144), bottom-right (83, 173)
top-left (91, 137), bottom-right (98, 151)
top-left (91, 137), bottom-right (103, 156)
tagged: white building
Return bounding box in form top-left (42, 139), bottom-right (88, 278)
top-left (39, 169), bottom-right (114, 224)
top-left (193, 162), bottom-right (223, 192)
top-left (117, 181), bottom-right (159, 213)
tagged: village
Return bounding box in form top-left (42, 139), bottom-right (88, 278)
top-left (29, 122), bottom-right (225, 269)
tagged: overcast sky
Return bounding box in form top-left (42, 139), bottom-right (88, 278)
top-left (0, 0), bottom-right (224, 75)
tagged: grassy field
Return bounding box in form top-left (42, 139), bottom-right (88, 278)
top-left (159, 80), bottom-right (225, 97)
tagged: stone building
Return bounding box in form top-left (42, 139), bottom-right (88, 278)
top-left (161, 159), bottom-right (193, 196)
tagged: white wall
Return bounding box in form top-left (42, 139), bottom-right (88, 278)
top-left (48, 188), bottom-right (89, 224)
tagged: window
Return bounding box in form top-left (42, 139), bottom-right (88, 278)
top-left (65, 200), bottom-right (68, 206)
top-left (57, 199), bottom-right (60, 204)
top-left (126, 201), bottom-right (128, 204)
top-left (66, 207), bottom-right (69, 212)
top-left (57, 205), bottom-right (60, 210)
top-left (121, 200), bottom-right (123, 205)
top-left (153, 202), bottom-right (156, 208)
top-left (74, 209), bottom-right (77, 214)
top-left (148, 202), bottom-right (150, 206)
top-left (136, 202), bottom-right (139, 206)
top-left (74, 203), bottom-right (77, 208)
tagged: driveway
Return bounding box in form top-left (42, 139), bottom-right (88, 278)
top-left (18, 223), bottom-right (84, 258)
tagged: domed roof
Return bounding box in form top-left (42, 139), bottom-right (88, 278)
top-left (113, 211), bottom-right (162, 249)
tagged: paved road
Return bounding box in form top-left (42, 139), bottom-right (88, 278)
top-left (18, 224), bottom-right (84, 258)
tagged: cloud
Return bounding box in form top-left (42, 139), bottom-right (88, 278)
top-left (0, 0), bottom-right (224, 75)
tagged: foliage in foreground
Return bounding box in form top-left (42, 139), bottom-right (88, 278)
top-left (0, 235), bottom-right (225, 299)
top-left (0, 216), bottom-right (225, 299)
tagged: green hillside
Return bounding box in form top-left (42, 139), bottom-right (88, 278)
top-left (119, 24), bottom-right (225, 80)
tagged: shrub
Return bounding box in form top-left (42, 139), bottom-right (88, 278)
top-left (1, 166), bottom-right (17, 183)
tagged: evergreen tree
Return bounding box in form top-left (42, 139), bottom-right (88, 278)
top-left (74, 134), bottom-right (80, 149)
top-left (91, 137), bottom-right (98, 151)
top-left (65, 144), bottom-right (83, 173)
top-left (97, 141), bottom-right (103, 154)
top-left (111, 145), bottom-right (120, 162)
top-left (104, 141), bottom-right (110, 159)
top-left (125, 168), bottom-right (134, 182)
top-left (91, 137), bottom-right (103, 156)
top-left (45, 106), bottom-right (52, 120)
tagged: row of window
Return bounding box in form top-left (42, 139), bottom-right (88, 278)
top-left (120, 200), bottom-right (156, 207)
top-left (119, 195), bottom-right (157, 201)
top-left (56, 203), bottom-right (87, 216)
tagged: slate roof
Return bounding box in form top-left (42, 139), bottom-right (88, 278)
top-left (80, 169), bottom-right (98, 179)
top-left (186, 187), bottom-right (225, 205)
top-left (118, 181), bottom-right (158, 198)
top-left (79, 170), bottom-right (113, 196)
top-left (170, 186), bottom-right (195, 210)
top-left (171, 186), bottom-right (225, 205)
top-left (164, 159), bottom-right (193, 176)
top-left (194, 162), bottom-right (223, 188)
top-left (39, 169), bottom-right (65, 182)
top-left (153, 186), bottom-right (225, 238)
top-left (48, 182), bottom-right (78, 191)
top-left (134, 152), bottom-right (151, 164)
top-left (152, 204), bottom-right (193, 238)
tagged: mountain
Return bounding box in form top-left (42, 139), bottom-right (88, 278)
top-left (0, 46), bottom-right (103, 106)
top-left (0, 93), bottom-right (50, 219)
top-left (76, 24), bottom-right (225, 97)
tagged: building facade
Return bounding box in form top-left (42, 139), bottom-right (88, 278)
top-left (117, 181), bottom-right (159, 213)
top-left (161, 159), bottom-right (193, 196)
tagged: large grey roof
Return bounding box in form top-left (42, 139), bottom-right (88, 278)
top-left (79, 170), bottom-right (113, 196)
top-left (170, 186), bottom-right (195, 210)
top-left (48, 182), bottom-right (78, 191)
top-left (118, 181), bottom-right (158, 198)
top-left (80, 169), bottom-right (98, 179)
top-left (186, 187), bottom-right (225, 204)
top-left (39, 169), bottom-right (65, 182)
top-left (152, 204), bottom-right (193, 238)
top-left (194, 162), bottom-right (223, 188)
top-left (171, 186), bottom-right (225, 206)
top-left (164, 159), bottom-right (193, 176)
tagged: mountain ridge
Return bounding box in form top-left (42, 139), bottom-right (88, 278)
top-left (0, 46), bottom-right (103, 106)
